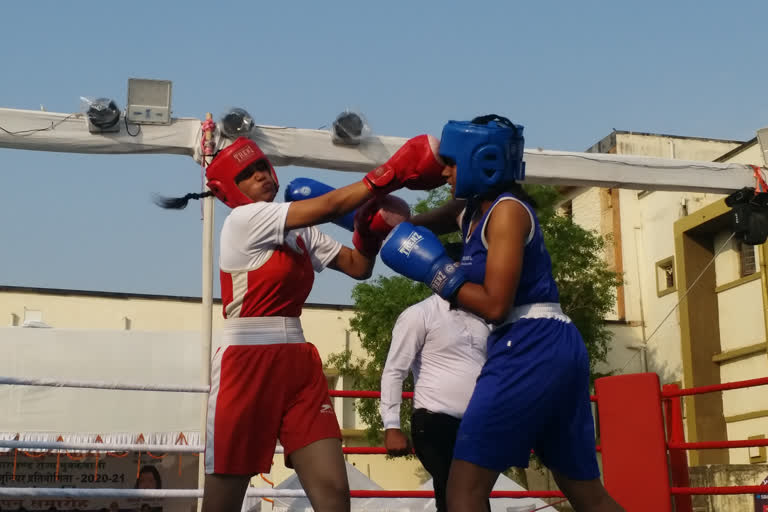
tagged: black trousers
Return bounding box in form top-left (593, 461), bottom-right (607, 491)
top-left (411, 408), bottom-right (490, 512)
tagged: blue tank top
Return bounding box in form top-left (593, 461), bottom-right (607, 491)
top-left (460, 193), bottom-right (559, 306)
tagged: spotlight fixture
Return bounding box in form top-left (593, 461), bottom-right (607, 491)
top-left (85, 97), bottom-right (121, 134)
top-left (220, 107), bottom-right (255, 138)
top-left (726, 187), bottom-right (768, 245)
top-left (331, 110), bottom-right (369, 146)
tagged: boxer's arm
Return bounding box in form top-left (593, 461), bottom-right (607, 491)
top-left (410, 198), bottom-right (466, 235)
top-left (327, 246), bottom-right (374, 280)
top-left (453, 200), bottom-right (530, 324)
top-left (285, 134), bottom-right (444, 231)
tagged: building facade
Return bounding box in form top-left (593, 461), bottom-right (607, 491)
top-left (566, 131), bottom-right (768, 468)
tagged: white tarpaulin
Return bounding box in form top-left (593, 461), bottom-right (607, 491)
top-left (268, 465), bottom-right (556, 512)
top-left (270, 461), bottom-right (427, 512)
top-left (0, 107), bottom-right (759, 193)
top-left (0, 327), bottom-right (209, 433)
top-left (0, 108), bottom-right (200, 155)
top-left (419, 474), bottom-right (554, 512)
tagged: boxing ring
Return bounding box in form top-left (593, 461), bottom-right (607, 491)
top-left (3, 107), bottom-right (768, 510)
top-left (1, 372), bottom-right (768, 511)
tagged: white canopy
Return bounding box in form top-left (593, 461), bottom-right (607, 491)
top-left (0, 107), bottom-right (758, 193)
top-left (269, 460), bottom-right (427, 512)
top-left (267, 463), bottom-right (556, 512)
top-left (419, 473), bottom-right (554, 512)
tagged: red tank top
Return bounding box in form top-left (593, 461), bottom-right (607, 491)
top-left (220, 236), bottom-right (315, 318)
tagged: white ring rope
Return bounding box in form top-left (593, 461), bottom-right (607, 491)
top-left (0, 440), bottom-right (201, 453)
top-left (0, 376), bottom-right (209, 393)
top-left (0, 488), bottom-right (309, 498)
top-left (0, 440), bottom-right (285, 454)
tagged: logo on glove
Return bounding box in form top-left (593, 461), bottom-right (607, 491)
top-left (398, 232), bottom-right (424, 257)
top-left (430, 269), bottom-right (448, 293)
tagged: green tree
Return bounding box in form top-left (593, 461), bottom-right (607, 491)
top-left (327, 185), bottom-right (622, 446)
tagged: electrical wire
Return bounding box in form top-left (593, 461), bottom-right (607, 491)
top-left (0, 113), bottom-right (78, 136)
top-left (619, 232), bottom-right (736, 372)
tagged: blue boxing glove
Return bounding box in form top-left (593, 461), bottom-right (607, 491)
top-left (284, 177), bottom-right (356, 232)
top-left (380, 222), bottom-right (467, 300)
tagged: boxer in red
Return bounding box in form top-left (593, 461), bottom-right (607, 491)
top-left (156, 135), bottom-right (445, 512)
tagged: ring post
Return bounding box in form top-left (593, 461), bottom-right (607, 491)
top-left (663, 383), bottom-right (693, 512)
top-left (595, 373), bottom-right (671, 511)
top-left (198, 113), bottom-right (216, 510)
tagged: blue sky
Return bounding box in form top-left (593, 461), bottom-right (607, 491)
top-left (1, 1), bottom-right (767, 305)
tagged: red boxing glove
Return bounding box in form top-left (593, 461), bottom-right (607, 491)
top-left (363, 134), bottom-right (446, 195)
top-left (353, 195), bottom-right (411, 258)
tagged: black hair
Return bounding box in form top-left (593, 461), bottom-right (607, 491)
top-left (135, 464), bottom-right (162, 489)
top-left (153, 158), bottom-right (272, 210)
top-left (153, 190), bottom-right (215, 210)
top-left (469, 113), bottom-right (521, 135)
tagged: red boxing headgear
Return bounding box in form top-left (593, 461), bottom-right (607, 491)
top-left (205, 137), bottom-right (279, 208)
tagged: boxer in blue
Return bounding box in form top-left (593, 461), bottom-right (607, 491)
top-left (381, 116), bottom-right (624, 511)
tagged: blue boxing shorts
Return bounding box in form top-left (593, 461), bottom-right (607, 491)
top-left (454, 317), bottom-right (600, 480)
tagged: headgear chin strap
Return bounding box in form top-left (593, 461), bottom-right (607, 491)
top-left (205, 137), bottom-right (279, 208)
top-left (439, 115), bottom-right (525, 199)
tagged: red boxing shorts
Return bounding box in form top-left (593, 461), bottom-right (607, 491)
top-left (204, 341), bottom-right (341, 475)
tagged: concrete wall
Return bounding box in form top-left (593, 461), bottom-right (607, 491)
top-left (614, 133), bottom-right (741, 161)
top-left (689, 464), bottom-right (768, 512)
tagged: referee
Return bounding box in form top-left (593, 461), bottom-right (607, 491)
top-left (380, 290), bottom-right (490, 512)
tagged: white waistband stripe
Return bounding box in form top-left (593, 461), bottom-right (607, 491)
top-left (222, 316), bottom-right (306, 346)
top-left (498, 302), bottom-right (571, 328)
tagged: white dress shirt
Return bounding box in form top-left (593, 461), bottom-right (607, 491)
top-left (380, 295), bottom-right (491, 429)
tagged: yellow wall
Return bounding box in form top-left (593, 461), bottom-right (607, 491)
top-left (0, 287), bottom-right (431, 490)
top-left (573, 132), bottom-right (768, 466)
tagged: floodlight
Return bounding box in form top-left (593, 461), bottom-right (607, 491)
top-left (85, 97), bottom-right (121, 133)
top-left (726, 187), bottom-right (768, 245)
top-left (126, 78), bottom-right (173, 125)
top-left (220, 107), bottom-right (255, 138)
top-left (332, 111), bottom-right (365, 145)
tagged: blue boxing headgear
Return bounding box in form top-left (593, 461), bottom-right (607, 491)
top-left (439, 115), bottom-right (525, 199)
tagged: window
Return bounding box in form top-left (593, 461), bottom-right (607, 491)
top-left (656, 257), bottom-right (676, 297)
top-left (749, 434), bottom-right (766, 464)
top-left (23, 309), bottom-right (42, 324)
top-left (739, 241), bottom-right (757, 277)
top-left (22, 308), bottom-right (51, 328)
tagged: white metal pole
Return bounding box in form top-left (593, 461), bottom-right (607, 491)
top-left (198, 191), bottom-right (214, 508)
top-left (201, 197), bottom-right (215, 383)
top-left (196, 114), bottom-right (217, 509)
